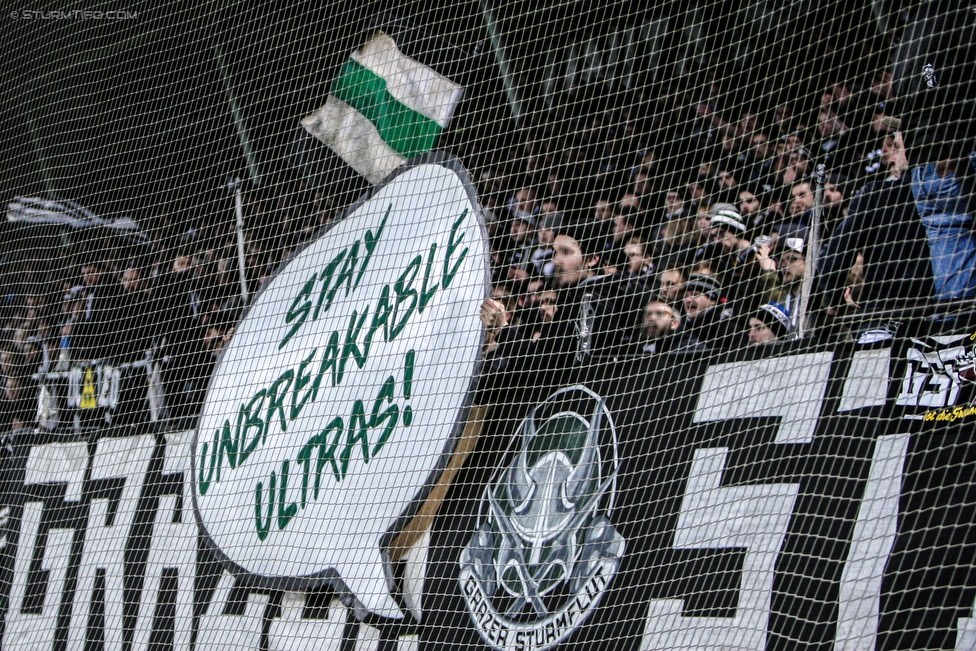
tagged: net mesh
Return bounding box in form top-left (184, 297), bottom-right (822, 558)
top-left (2, 2), bottom-right (976, 650)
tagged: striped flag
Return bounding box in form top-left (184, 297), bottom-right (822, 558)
top-left (300, 31), bottom-right (464, 185)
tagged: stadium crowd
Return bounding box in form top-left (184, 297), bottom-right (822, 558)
top-left (1, 0), bottom-right (974, 431)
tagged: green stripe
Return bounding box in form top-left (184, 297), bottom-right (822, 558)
top-left (330, 59), bottom-right (443, 159)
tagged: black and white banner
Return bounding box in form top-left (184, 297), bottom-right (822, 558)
top-left (0, 429), bottom-right (421, 651)
top-left (422, 338), bottom-right (976, 651)
top-left (2, 336), bottom-right (976, 650)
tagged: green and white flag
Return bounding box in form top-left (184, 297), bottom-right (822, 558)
top-left (300, 31), bottom-right (463, 185)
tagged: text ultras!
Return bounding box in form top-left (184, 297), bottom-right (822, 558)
top-left (196, 205), bottom-right (470, 540)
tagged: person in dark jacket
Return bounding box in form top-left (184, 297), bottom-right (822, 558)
top-left (115, 263), bottom-right (152, 364)
top-left (891, 0), bottom-right (976, 300)
top-left (153, 247), bottom-right (204, 421)
top-left (0, 351), bottom-right (36, 434)
top-left (679, 273), bottom-right (736, 351)
top-left (817, 131), bottom-right (935, 318)
top-left (634, 294), bottom-right (703, 355)
top-left (480, 220), bottom-right (624, 386)
top-left (71, 258), bottom-right (125, 363)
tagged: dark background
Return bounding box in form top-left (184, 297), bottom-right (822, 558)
top-left (0, 0), bottom-right (889, 223)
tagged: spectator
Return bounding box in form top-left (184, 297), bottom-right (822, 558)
top-left (0, 349), bottom-right (36, 432)
top-left (703, 205), bottom-right (777, 315)
top-left (153, 245), bottom-right (205, 420)
top-left (787, 180), bottom-right (815, 222)
top-left (591, 188), bottom-right (618, 224)
top-left (848, 108), bottom-right (896, 183)
top-left (747, 303), bottom-right (793, 346)
top-left (184, 309), bottom-right (237, 416)
top-left (772, 238), bottom-right (806, 328)
top-left (487, 221), bottom-right (622, 367)
top-left (523, 283), bottom-right (560, 343)
top-left (490, 283), bottom-right (519, 328)
top-left (0, 343), bottom-right (17, 387)
top-left (663, 187), bottom-right (689, 220)
top-left (618, 192), bottom-right (642, 212)
top-left (707, 205), bottom-right (751, 257)
top-left (818, 130), bottom-right (935, 328)
top-left (891, 0), bottom-right (976, 301)
top-left (745, 132), bottom-right (776, 184)
top-left (811, 108), bottom-right (851, 173)
top-left (714, 164), bottom-right (739, 193)
top-left (623, 235), bottom-right (654, 278)
top-left (71, 256), bottom-right (125, 363)
top-left (115, 263), bottom-right (152, 363)
top-left (679, 273), bottom-right (735, 350)
top-left (550, 221), bottom-right (608, 289)
top-left (631, 170), bottom-right (654, 199)
top-left (772, 102), bottom-right (797, 137)
top-left (823, 173), bottom-right (852, 236)
top-left (499, 211), bottom-right (537, 284)
top-left (653, 211), bottom-right (698, 262)
top-left (656, 265), bottom-right (686, 307)
top-left (737, 186), bottom-right (764, 225)
top-left (635, 294), bottom-right (700, 354)
top-left (530, 212), bottom-right (561, 277)
top-left (693, 200), bottom-right (714, 243)
top-left (611, 206), bottom-right (641, 245)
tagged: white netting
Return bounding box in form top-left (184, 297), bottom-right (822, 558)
top-left (1, 2), bottom-right (975, 650)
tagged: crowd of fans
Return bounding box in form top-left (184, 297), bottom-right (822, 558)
top-left (2, 1), bottom-right (974, 431)
top-left (472, 71), bottom-right (968, 371)
top-left (0, 191), bottom-right (334, 431)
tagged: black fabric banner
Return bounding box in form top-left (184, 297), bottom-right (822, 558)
top-left (421, 338), bottom-right (976, 651)
top-left (1, 336), bottom-right (975, 650)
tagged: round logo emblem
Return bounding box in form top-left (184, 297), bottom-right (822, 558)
top-left (459, 385), bottom-right (625, 651)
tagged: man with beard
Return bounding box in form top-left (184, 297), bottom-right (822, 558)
top-left (635, 294), bottom-right (702, 355)
top-left (679, 273), bottom-right (736, 351)
top-left (480, 220), bottom-right (623, 380)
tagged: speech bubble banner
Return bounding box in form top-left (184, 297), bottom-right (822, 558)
top-left (192, 155), bottom-right (489, 620)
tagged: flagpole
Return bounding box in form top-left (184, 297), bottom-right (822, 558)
top-left (26, 116), bottom-right (55, 197)
top-left (479, 0), bottom-right (523, 126)
top-left (213, 46), bottom-right (262, 188)
top-left (227, 177), bottom-right (250, 305)
top-left (798, 163), bottom-right (825, 338)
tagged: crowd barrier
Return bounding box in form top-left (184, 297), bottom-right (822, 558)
top-left (30, 355), bottom-right (168, 433)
